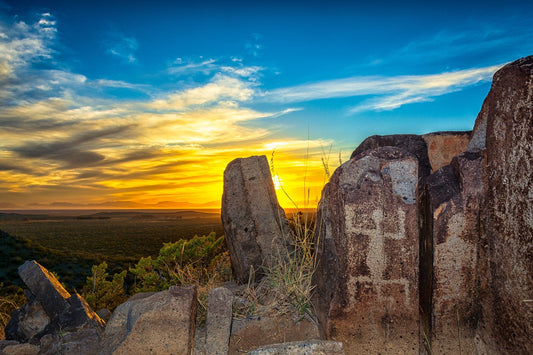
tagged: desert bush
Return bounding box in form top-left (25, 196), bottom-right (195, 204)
top-left (0, 284), bottom-right (26, 339)
top-left (81, 262), bottom-right (127, 312)
top-left (130, 233), bottom-right (231, 293)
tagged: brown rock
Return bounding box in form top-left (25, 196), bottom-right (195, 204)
top-left (479, 55), bottom-right (533, 353)
top-left (422, 131), bottom-right (471, 172)
top-left (248, 340), bottom-right (345, 355)
top-left (314, 146), bottom-right (420, 354)
top-left (4, 300), bottom-right (50, 342)
top-left (221, 155), bottom-right (293, 283)
top-left (350, 134), bottom-right (432, 180)
top-left (229, 315), bottom-right (319, 354)
top-left (420, 151), bottom-right (485, 354)
top-left (101, 286), bottom-right (197, 355)
top-left (205, 287), bottom-right (233, 355)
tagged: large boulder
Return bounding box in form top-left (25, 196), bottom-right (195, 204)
top-left (419, 151), bottom-right (485, 354)
top-left (476, 55), bottom-right (533, 353)
top-left (100, 286), bottom-right (197, 355)
top-left (421, 131), bottom-right (471, 172)
top-left (221, 155), bottom-right (293, 283)
top-left (314, 146), bottom-right (419, 354)
top-left (350, 134), bottom-right (432, 180)
top-left (5, 261), bottom-right (104, 344)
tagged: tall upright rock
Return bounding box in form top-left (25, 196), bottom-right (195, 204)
top-left (314, 146), bottom-right (420, 354)
top-left (420, 151), bottom-right (485, 354)
top-left (476, 55), bottom-right (533, 353)
top-left (221, 155), bottom-right (293, 283)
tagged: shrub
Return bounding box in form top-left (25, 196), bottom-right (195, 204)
top-left (81, 262), bottom-right (127, 312)
top-left (130, 233), bottom-right (231, 293)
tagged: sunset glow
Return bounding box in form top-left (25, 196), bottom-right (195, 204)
top-left (0, 1), bottom-right (531, 210)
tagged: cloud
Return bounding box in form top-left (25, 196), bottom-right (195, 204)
top-left (147, 73), bottom-right (255, 110)
top-left (105, 34), bottom-right (138, 64)
top-left (245, 33), bottom-right (263, 57)
top-left (263, 65), bottom-right (502, 112)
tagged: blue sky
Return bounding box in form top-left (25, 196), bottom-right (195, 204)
top-left (0, 0), bottom-right (532, 209)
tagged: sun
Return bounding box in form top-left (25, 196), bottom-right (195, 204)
top-left (272, 175), bottom-right (283, 190)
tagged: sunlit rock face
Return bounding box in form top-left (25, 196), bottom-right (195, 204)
top-left (475, 55), bottom-right (533, 354)
top-left (421, 131), bottom-right (471, 172)
top-left (221, 155), bottom-right (293, 283)
top-left (314, 146), bottom-right (420, 354)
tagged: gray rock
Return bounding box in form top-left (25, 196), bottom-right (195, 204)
top-left (248, 340), bottom-right (344, 355)
top-left (205, 287), bottom-right (233, 355)
top-left (17, 261), bottom-right (70, 320)
top-left (221, 155), bottom-right (293, 283)
top-left (100, 285), bottom-right (197, 355)
top-left (350, 134), bottom-right (432, 181)
top-left (5, 261), bottom-right (104, 344)
top-left (313, 146), bottom-right (420, 354)
top-left (1, 343), bottom-right (40, 355)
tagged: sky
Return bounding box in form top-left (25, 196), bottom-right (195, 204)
top-left (0, 0), bottom-right (532, 210)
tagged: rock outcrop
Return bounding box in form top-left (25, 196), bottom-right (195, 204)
top-left (5, 261), bottom-right (104, 346)
top-left (421, 131), bottom-right (471, 172)
top-left (314, 146), bottom-right (420, 354)
top-left (221, 155), bottom-right (293, 283)
top-left (101, 285), bottom-right (197, 355)
top-left (420, 151), bottom-right (485, 354)
top-left (475, 55), bottom-right (533, 354)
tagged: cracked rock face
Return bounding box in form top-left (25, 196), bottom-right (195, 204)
top-left (313, 146), bottom-right (419, 355)
top-left (476, 55), bottom-right (533, 354)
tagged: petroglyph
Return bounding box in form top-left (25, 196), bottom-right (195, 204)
top-left (345, 205), bottom-right (410, 306)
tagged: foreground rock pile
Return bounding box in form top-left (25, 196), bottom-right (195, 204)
top-left (2, 55), bottom-right (532, 354)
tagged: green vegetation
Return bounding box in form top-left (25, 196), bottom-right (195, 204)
top-left (81, 262), bottom-right (127, 312)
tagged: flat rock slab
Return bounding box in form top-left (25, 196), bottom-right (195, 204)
top-left (221, 155), bottom-right (293, 282)
top-left (314, 146), bottom-right (419, 354)
top-left (248, 340), bottom-right (344, 355)
top-left (229, 315), bottom-right (319, 354)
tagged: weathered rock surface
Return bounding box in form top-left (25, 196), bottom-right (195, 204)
top-left (314, 146), bottom-right (419, 354)
top-left (17, 261), bottom-right (71, 321)
top-left (221, 155), bottom-right (293, 283)
top-left (350, 134), bottom-right (432, 180)
top-left (1, 343), bottom-right (39, 355)
top-left (477, 55), bottom-right (533, 354)
top-left (248, 340), bottom-right (345, 355)
top-left (229, 315), bottom-right (319, 354)
top-left (5, 261), bottom-right (104, 344)
top-left (420, 151), bottom-right (485, 354)
top-left (205, 287), bottom-right (233, 355)
top-left (421, 131), bottom-right (471, 172)
top-left (101, 285), bottom-right (197, 355)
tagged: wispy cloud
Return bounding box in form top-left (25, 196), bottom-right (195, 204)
top-left (263, 65), bottom-right (502, 112)
top-left (105, 33), bottom-right (138, 64)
